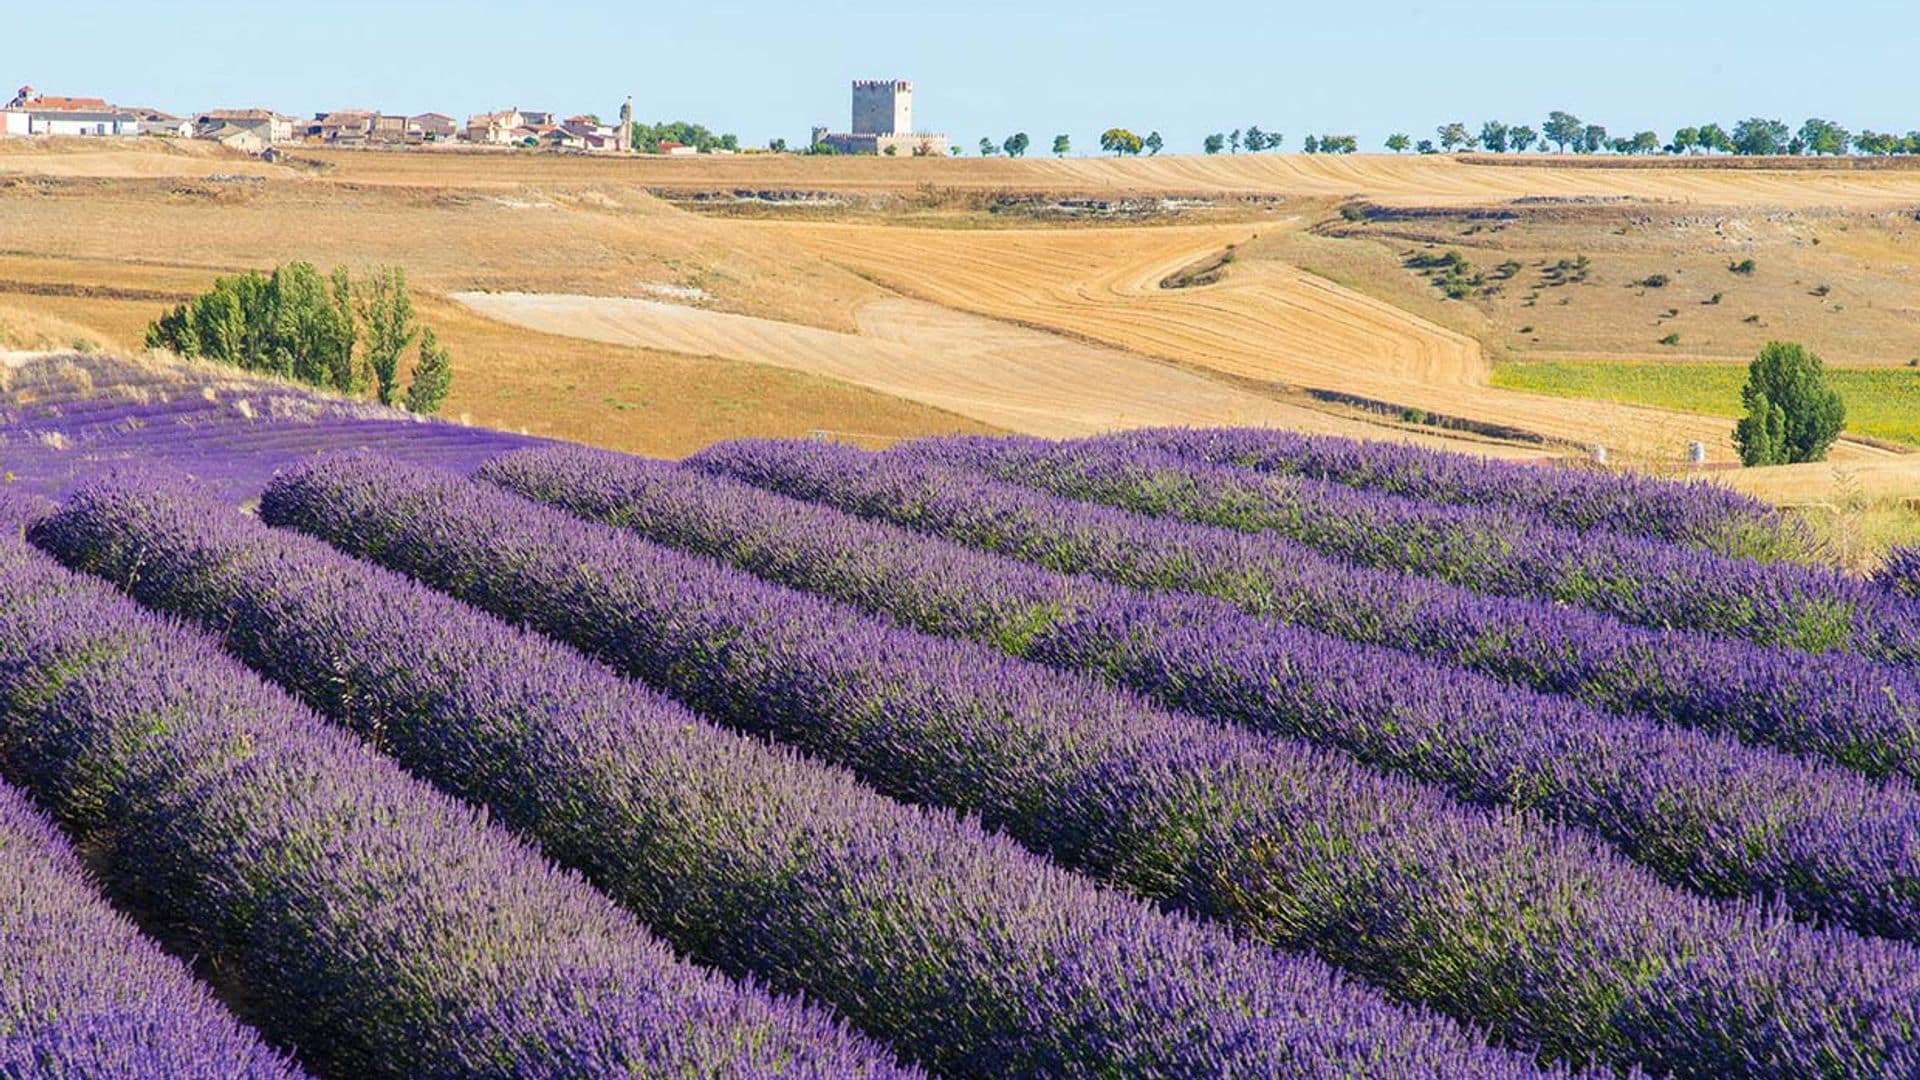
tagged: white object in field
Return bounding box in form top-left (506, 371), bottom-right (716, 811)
top-left (1590, 444), bottom-right (1608, 465)
top-left (1688, 441), bottom-right (1707, 464)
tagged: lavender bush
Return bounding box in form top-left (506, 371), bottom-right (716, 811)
top-left (486, 443), bottom-right (1920, 943)
top-left (27, 473), bottom-right (1550, 1079)
top-left (264, 452), bottom-right (1920, 1079)
top-left (1112, 426), bottom-right (1796, 559)
top-left (0, 529), bottom-right (912, 1080)
top-left (1877, 546), bottom-right (1920, 601)
top-left (0, 777), bottom-right (301, 1078)
top-left (690, 439), bottom-right (1920, 782)
top-left (893, 435), bottom-right (1920, 666)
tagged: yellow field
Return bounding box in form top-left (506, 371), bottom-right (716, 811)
top-left (750, 219), bottom-right (1906, 463)
top-left (453, 290), bottom-right (1388, 439)
top-left (1, 137), bottom-right (1915, 529)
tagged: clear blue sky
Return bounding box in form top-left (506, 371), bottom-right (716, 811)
top-left (5, 1), bottom-right (1914, 153)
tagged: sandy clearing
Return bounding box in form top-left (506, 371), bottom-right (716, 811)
top-left (450, 290), bottom-right (1414, 439)
top-left (754, 220), bottom-right (1905, 463)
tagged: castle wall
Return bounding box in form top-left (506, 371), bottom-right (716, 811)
top-left (818, 131), bottom-right (949, 157)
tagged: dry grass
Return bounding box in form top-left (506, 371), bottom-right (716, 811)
top-left (0, 299), bottom-right (113, 354)
top-left (2, 138), bottom-right (1914, 524)
top-left (1303, 206), bottom-right (1920, 365)
top-left (753, 218), bottom-right (1868, 461)
top-left (453, 290), bottom-right (1358, 438)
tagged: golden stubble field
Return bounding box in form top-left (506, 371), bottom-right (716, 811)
top-left (2, 137), bottom-right (1917, 534)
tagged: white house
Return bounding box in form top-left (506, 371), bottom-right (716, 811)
top-left (7, 87), bottom-right (138, 136)
top-left (201, 123), bottom-right (267, 153)
top-left (0, 110), bottom-right (28, 137)
top-left (132, 109), bottom-right (193, 138)
top-left (31, 110), bottom-right (138, 136)
top-left (465, 108), bottom-right (526, 145)
top-left (196, 109), bottom-right (294, 144)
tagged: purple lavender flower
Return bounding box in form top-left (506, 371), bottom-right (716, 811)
top-left (1877, 546), bottom-right (1920, 601)
top-left (0, 527), bottom-right (913, 1079)
top-left (487, 442), bottom-right (1920, 943)
top-left (688, 437), bottom-right (1920, 784)
top-left (1110, 426), bottom-right (1796, 560)
top-left (0, 777), bottom-right (302, 1078)
top-left (891, 433), bottom-right (1920, 667)
top-left (28, 472), bottom-right (1553, 1079)
top-left (262, 452), bottom-right (1920, 1079)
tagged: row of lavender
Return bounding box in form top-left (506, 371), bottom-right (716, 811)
top-left (0, 516), bottom-right (910, 1077)
top-left (0, 352), bottom-right (539, 504)
top-left (24, 474), bottom-right (1538, 1078)
top-left (687, 440), bottom-right (1920, 781)
top-left (249, 453), bottom-right (1920, 1078)
top-left (895, 434), bottom-right (1920, 666)
top-left (484, 443), bottom-right (1920, 942)
top-left (0, 773), bottom-right (300, 1077)
top-left (1104, 427), bottom-right (1799, 559)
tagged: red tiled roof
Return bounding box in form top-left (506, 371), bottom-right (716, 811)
top-left (27, 96), bottom-right (110, 111)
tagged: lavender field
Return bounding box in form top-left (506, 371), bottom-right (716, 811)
top-left (4, 350), bottom-right (1920, 1078)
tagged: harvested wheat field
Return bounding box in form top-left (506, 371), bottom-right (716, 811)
top-left (753, 219), bottom-right (1900, 462)
top-left (454, 289), bottom-right (1396, 439)
top-left (281, 146), bottom-right (1920, 208)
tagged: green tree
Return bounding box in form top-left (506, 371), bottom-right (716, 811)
top-left (1203, 132), bottom-right (1225, 155)
top-left (1856, 130), bottom-right (1901, 155)
top-left (1478, 121), bottom-right (1509, 153)
top-left (978, 137), bottom-right (996, 156)
top-left (1631, 130), bottom-right (1660, 154)
top-left (1731, 118), bottom-right (1790, 155)
top-left (629, 120), bottom-right (735, 153)
top-left (146, 261), bottom-right (447, 405)
top-left (1509, 125), bottom-right (1538, 152)
top-left (1243, 126), bottom-right (1267, 152)
top-left (1002, 132), bottom-right (1030, 157)
top-left (1543, 110), bottom-right (1582, 152)
top-left (1415, 138), bottom-right (1436, 154)
top-left (1143, 131), bottom-right (1164, 155)
top-left (1228, 129), bottom-right (1241, 153)
top-left (404, 327), bottom-right (453, 414)
top-left (1697, 123), bottom-right (1732, 153)
top-left (1734, 341), bottom-right (1846, 466)
top-left (1320, 135), bottom-right (1358, 154)
top-left (1098, 128), bottom-right (1143, 155)
top-left (768, 137), bottom-right (788, 152)
top-left (1670, 126), bottom-right (1698, 154)
top-left (1385, 132), bottom-right (1411, 153)
top-left (266, 262), bottom-right (356, 390)
top-left (1798, 118), bottom-right (1850, 156)
top-left (1302, 135), bottom-right (1319, 154)
top-left (1579, 124), bottom-right (1607, 153)
top-left (1437, 122), bottom-right (1471, 152)
top-left (1052, 133), bottom-right (1071, 157)
top-left (356, 266), bottom-right (419, 406)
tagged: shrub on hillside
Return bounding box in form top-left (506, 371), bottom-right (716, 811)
top-left (1735, 341), bottom-right (1846, 467)
top-left (146, 263), bottom-right (450, 411)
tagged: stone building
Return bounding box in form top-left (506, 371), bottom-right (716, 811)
top-left (813, 79), bottom-right (947, 156)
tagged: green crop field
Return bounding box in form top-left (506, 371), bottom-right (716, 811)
top-left (1492, 360), bottom-right (1920, 447)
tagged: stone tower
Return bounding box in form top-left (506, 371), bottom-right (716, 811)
top-left (618, 95), bottom-right (633, 152)
top-left (850, 80), bottom-right (912, 136)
